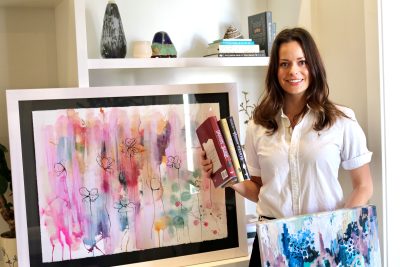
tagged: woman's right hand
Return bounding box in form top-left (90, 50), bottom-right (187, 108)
top-left (200, 150), bottom-right (213, 178)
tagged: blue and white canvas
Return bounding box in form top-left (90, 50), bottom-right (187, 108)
top-left (256, 205), bottom-right (380, 266)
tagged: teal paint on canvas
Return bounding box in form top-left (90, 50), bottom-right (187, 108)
top-left (256, 205), bottom-right (381, 266)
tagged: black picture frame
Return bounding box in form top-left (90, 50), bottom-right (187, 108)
top-left (7, 83), bottom-right (247, 267)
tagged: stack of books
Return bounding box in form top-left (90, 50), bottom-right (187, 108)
top-left (196, 116), bottom-right (250, 188)
top-left (204, 38), bottom-right (266, 57)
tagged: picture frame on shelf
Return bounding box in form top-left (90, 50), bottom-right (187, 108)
top-left (6, 83), bottom-right (247, 267)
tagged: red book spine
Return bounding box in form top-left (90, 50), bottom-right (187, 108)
top-left (196, 116), bottom-right (237, 188)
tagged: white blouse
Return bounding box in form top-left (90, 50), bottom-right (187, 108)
top-left (244, 106), bottom-right (372, 218)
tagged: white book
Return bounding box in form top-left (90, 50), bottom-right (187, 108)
top-left (207, 44), bottom-right (260, 54)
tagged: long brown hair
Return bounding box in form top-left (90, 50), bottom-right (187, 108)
top-left (253, 27), bottom-right (347, 134)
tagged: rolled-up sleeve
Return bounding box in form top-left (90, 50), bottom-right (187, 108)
top-left (341, 115), bottom-right (372, 170)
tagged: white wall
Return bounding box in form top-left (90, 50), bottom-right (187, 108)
top-left (0, 6), bottom-right (58, 233)
top-left (316, 1), bottom-right (383, 262)
top-left (364, 1), bottom-right (383, 263)
top-left (0, 6), bottom-right (59, 140)
top-left (312, 1), bottom-right (366, 191)
top-left (379, 1), bottom-right (400, 265)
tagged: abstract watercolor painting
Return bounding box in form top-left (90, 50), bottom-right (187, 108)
top-left (7, 84), bottom-right (247, 267)
top-left (32, 103), bottom-right (229, 262)
top-left (257, 205), bottom-right (381, 266)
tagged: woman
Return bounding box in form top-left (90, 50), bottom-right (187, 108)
top-left (201, 27), bottom-right (373, 266)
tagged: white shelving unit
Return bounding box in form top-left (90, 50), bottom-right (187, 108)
top-left (1, 0), bottom-right (269, 88)
top-left (73, 0), bottom-right (269, 87)
top-left (87, 57), bottom-right (269, 70)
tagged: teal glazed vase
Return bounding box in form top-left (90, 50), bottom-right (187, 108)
top-left (151, 31), bottom-right (177, 58)
top-left (100, 0), bottom-right (127, 58)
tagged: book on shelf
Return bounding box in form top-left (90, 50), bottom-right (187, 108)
top-left (220, 40), bottom-right (255, 45)
top-left (272, 22), bottom-right (277, 42)
top-left (218, 118), bottom-right (245, 182)
top-left (196, 116), bottom-right (238, 188)
top-left (203, 52), bottom-right (266, 57)
top-left (209, 40), bottom-right (255, 46)
top-left (210, 38), bottom-right (254, 45)
top-left (225, 116), bottom-right (251, 180)
top-left (248, 11), bottom-right (273, 56)
top-left (207, 44), bottom-right (260, 54)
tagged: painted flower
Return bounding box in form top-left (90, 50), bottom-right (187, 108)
top-left (167, 155), bottom-right (181, 169)
top-left (114, 199), bottom-right (135, 213)
top-left (123, 137), bottom-right (140, 158)
top-left (96, 154), bottom-right (113, 172)
top-left (79, 187), bottom-right (99, 203)
top-left (54, 162), bottom-right (67, 176)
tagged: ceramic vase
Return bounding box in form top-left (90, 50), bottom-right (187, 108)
top-left (100, 0), bottom-right (127, 58)
top-left (151, 31), bottom-right (177, 58)
top-left (132, 41), bottom-right (152, 58)
top-left (0, 233), bottom-right (17, 267)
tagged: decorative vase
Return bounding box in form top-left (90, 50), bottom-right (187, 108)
top-left (0, 232), bottom-right (17, 267)
top-left (151, 31), bottom-right (177, 58)
top-left (100, 0), bottom-right (127, 58)
top-left (132, 41), bottom-right (152, 58)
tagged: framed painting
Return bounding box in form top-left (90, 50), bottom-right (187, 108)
top-left (6, 83), bottom-right (248, 267)
top-left (256, 205), bottom-right (381, 266)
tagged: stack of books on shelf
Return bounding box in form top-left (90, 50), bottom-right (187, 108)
top-left (196, 115), bottom-right (250, 188)
top-left (204, 38), bottom-right (266, 58)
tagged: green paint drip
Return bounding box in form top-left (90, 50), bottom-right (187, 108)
top-left (181, 191), bottom-right (191, 201)
top-left (171, 183), bottom-right (179, 192)
top-left (173, 216), bottom-right (184, 228)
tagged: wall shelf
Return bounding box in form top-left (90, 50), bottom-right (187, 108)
top-left (87, 57), bottom-right (269, 70)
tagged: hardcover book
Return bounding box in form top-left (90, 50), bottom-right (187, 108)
top-left (219, 40), bottom-right (255, 45)
top-left (196, 116), bottom-right (238, 188)
top-left (209, 38), bottom-right (253, 44)
top-left (207, 44), bottom-right (260, 54)
top-left (248, 11), bottom-right (273, 56)
top-left (226, 116), bottom-right (250, 180)
top-left (218, 118), bottom-right (245, 182)
top-left (203, 52), bottom-right (266, 58)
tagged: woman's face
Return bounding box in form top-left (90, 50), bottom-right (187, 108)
top-left (277, 41), bottom-right (310, 97)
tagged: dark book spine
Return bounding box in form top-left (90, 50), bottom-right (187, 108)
top-left (226, 116), bottom-right (251, 180)
top-left (266, 11), bottom-right (273, 56)
top-left (218, 52), bottom-right (266, 57)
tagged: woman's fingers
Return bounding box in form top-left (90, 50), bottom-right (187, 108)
top-left (200, 150), bottom-right (213, 176)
